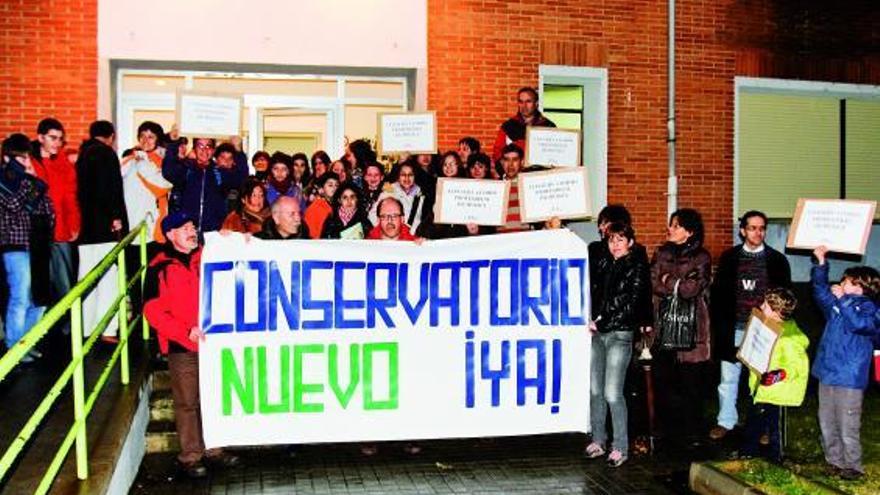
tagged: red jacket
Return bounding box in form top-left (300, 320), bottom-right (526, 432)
top-left (491, 112), bottom-right (556, 162)
top-left (33, 151), bottom-right (80, 242)
top-left (366, 223), bottom-right (416, 241)
top-left (144, 246), bottom-right (202, 354)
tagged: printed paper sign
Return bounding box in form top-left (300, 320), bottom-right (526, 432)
top-left (737, 309), bottom-right (782, 375)
top-left (198, 230), bottom-right (591, 448)
top-left (525, 127), bottom-right (581, 167)
top-left (176, 91), bottom-right (242, 138)
top-left (786, 199), bottom-right (876, 255)
top-left (377, 112), bottom-right (437, 155)
top-left (517, 168), bottom-right (592, 223)
top-left (434, 178), bottom-right (510, 226)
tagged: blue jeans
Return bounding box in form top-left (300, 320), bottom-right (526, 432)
top-left (716, 325), bottom-right (745, 429)
top-left (590, 331), bottom-right (633, 455)
top-left (3, 251), bottom-right (46, 349)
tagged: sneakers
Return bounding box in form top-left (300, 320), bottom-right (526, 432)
top-left (584, 442), bottom-right (605, 459)
top-left (606, 449), bottom-right (627, 468)
top-left (839, 468), bottom-right (864, 481)
top-left (709, 425), bottom-right (730, 440)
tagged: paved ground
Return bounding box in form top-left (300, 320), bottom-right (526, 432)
top-left (131, 433), bottom-right (708, 495)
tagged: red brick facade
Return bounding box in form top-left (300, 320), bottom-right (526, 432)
top-left (1, 1), bottom-right (877, 258)
top-left (0, 0), bottom-right (97, 144)
top-left (427, 0), bottom-right (880, 257)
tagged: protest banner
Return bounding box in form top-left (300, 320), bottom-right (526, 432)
top-left (377, 112), bottom-right (437, 155)
top-left (198, 230), bottom-right (591, 448)
top-left (737, 308), bottom-right (782, 375)
top-left (176, 91), bottom-right (243, 138)
top-left (433, 178), bottom-right (510, 226)
top-left (525, 127), bottom-right (581, 167)
top-left (517, 168), bottom-right (592, 223)
top-left (786, 198), bottom-right (876, 255)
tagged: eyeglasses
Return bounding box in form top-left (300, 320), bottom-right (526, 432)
top-left (195, 143), bottom-right (214, 150)
top-left (379, 213), bottom-right (402, 221)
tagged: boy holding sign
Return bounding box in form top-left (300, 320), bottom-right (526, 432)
top-left (738, 288), bottom-right (808, 463)
top-left (811, 246), bottom-right (880, 480)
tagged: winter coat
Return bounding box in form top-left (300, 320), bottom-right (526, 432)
top-left (492, 112), bottom-right (556, 162)
top-left (711, 244), bottom-right (791, 362)
top-left (143, 245), bottom-right (202, 354)
top-left (0, 160), bottom-right (54, 249)
top-left (366, 223), bottom-right (416, 241)
top-left (222, 208), bottom-right (269, 234)
top-left (321, 208), bottom-right (372, 240)
top-left (162, 144), bottom-right (247, 234)
top-left (650, 240), bottom-right (712, 363)
top-left (748, 319), bottom-right (809, 407)
top-left (592, 250), bottom-right (651, 334)
top-left (32, 146), bottom-right (80, 242)
top-left (77, 138), bottom-right (129, 244)
top-left (810, 262), bottom-right (879, 389)
top-left (589, 240), bottom-right (652, 326)
top-left (304, 197), bottom-right (333, 239)
top-left (254, 217), bottom-right (310, 240)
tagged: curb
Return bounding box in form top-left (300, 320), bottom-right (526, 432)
top-left (689, 462), bottom-right (766, 495)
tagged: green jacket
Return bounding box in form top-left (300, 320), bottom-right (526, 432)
top-left (749, 319), bottom-right (810, 407)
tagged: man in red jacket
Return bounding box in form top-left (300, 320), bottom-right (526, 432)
top-left (491, 87), bottom-right (556, 163)
top-left (31, 118), bottom-right (80, 318)
top-left (144, 212), bottom-right (239, 478)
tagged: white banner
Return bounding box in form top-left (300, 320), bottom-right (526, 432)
top-left (198, 230), bottom-right (591, 448)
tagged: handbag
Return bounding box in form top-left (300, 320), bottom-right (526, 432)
top-left (656, 279), bottom-right (697, 351)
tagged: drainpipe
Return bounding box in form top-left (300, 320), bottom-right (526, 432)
top-left (666, 0), bottom-right (677, 218)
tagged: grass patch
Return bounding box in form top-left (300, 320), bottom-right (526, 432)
top-left (719, 391), bottom-right (879, 494)
top-left (715, 458), bottom-right (838, 495)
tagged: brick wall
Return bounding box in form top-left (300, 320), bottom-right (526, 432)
top-left (427, 0), bottom-right (880, 258)
top-left (0, 0), bottom-right (97, 144)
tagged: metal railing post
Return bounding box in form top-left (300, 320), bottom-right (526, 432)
top-left (140, 225), bottom-right (149, 341)
top-left (117, 249), bottom-right (130, 385)
top-left (70, 296), bottom-right (88, 480)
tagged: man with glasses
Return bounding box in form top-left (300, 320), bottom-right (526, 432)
top-left (367, 196), bottom-right (416, 241)
top-left (31, 118), bottom-right (80, 330)
top-left (491, 87), bottom-right (555, 162)
top-left (709, 210), bottom-right (792, 440)
top-left (162, 137), bottom-right (246, 236)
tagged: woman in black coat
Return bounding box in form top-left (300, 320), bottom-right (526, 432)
top-left (585, 222), bottom-right (650, 467)
top-left (321, 182), bottom-right (372, 240)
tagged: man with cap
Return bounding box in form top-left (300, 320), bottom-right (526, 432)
top-left (144, 211), bottom-right (239, 478)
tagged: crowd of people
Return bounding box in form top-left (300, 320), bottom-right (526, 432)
top-left (1, 86), bottom-right (878, 481)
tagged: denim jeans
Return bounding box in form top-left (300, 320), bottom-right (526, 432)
top-left (590, 331), bottom-right (633, 455)
top-left (716, 324), bottom-right (746, 429)
top-left (3, 251), bottom-right (46, 348)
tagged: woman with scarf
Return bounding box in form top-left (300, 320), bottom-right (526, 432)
top-left (321, 182), bottom-right (372, 240)
top-left (368, 162), bottom-right (426, 233)
top-left (265, 152), bottom-right (304, 208)
top-left (222, 177), bottom-right (269, 234)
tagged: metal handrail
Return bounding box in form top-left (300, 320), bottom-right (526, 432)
top-left (0, 221), bottom-right (150, 494)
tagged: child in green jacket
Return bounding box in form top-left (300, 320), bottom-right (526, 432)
top-left (740, 287), bottom-right (809, 463)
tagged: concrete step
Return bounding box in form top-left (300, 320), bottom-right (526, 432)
top-left (145, 430), bottom-right (179, 454)
top-left (152, 370), bottom-right (171, 392)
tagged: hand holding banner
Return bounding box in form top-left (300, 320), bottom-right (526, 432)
top-left (434, 178), bottom-right (510, 226)
top-left (377, 112), bottom-right (437, 155)
top-left (525, 127), bottom-right (581, 167)
top-left (176, 91), bottom-right (243, 138)
top-left (198, 231), bottom-right (591, 448)
top-left (517, 168), bottom-right (592, 223)
top-left (737, 309), bottom-right (782, 375)
top-left (786, 198), bottom-right (876, 255)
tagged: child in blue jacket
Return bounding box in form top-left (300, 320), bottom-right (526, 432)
top-left (811, 246), bottom-right (880, 480)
